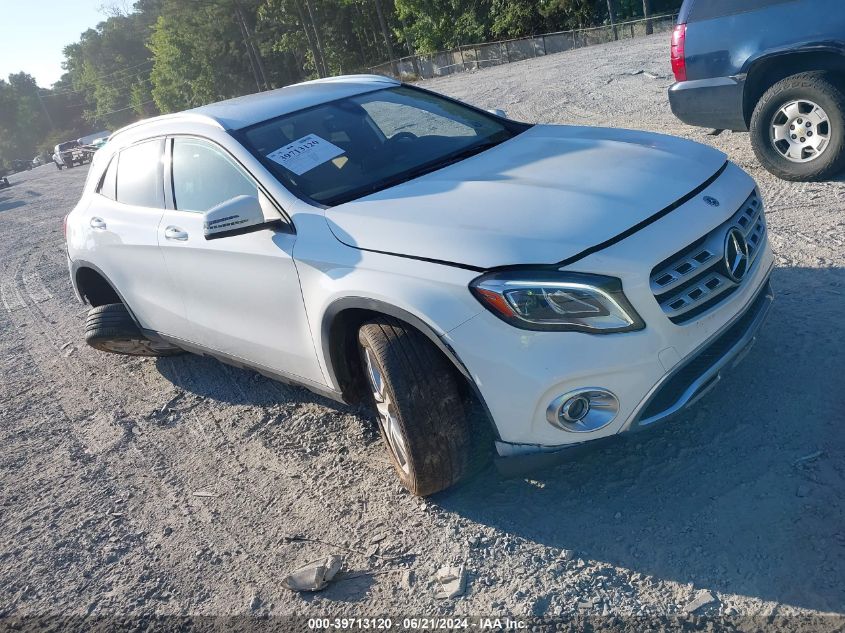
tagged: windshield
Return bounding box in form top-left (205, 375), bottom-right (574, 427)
top-left (238, 86), bottom-right (528, 206)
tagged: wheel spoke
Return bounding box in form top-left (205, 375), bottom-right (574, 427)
top-left (781, 102), bottom-right (801, 120)
top-left (771, 123), bottom-right (790, 142)
top-left (362, 343), bottom-right (410, 475)
top-left (807, 134), bottom-right (827, 151)
top-left (784, 143), bottom-right (804, 160)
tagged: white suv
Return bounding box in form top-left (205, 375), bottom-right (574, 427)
top-left (65, 75), bottom-right (774, 495)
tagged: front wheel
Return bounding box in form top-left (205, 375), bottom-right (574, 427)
top-left (750, 72), bottom-right (845, 181)
top-left (85, 303), bottom-right (184, 357)
top-left (357, 317), bottom-right (490, 496)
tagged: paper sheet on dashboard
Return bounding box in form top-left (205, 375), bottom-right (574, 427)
top-left (265, 134), bottom-right (345, 175)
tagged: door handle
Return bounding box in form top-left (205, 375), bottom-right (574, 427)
top-left (164, 226), bottom-right (189, 241)
top-left (90, 217), bottom-right (106, 230)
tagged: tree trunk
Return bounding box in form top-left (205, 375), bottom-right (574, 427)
top-left (399, 15), bottom-right (420, 77)
top-left (643, 0), bottom-right (653, 35)
top-left (373, 0), bottom-right (399, 78)
top-left (304, 0), bottom-right (329, 77)
top-left (234, 0), bottom-right (269, 90)
top-left (294, 0), bottom-right (326, 78)
top-left (606, 0), bottom-right (618, 41)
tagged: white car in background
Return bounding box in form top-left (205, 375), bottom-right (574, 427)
top-left (64, 75), bottom-right (773, 495)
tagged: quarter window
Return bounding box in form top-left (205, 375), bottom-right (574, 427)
top-left (97, 156), bottom-right (118, 201)
top-left (171, 138), bottom-right (257, 212)
top-left (116, 140), bottom-right (163, 208)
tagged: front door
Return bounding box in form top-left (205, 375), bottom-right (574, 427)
top-left (157, 136), bottom-right (325, 386)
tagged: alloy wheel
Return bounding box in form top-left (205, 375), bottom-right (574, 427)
top-left (363, 347), bottom-right (410, 475)
top-left (770, 99), bottom-right (831, 163)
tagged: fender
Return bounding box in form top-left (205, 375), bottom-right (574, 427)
top-left (741, 42), bottom-right (845, 76)
top-left (69, 259), bottom-right (144, 330)
top-left (320, 297), bottom-right (473, 387)
top-left (320, 297), bottom-right (499, 438)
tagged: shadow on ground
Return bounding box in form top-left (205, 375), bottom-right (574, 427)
top-left (437, 265), bottom-right (845, 613)
top-left (151, 265), bottom-right (844, 613)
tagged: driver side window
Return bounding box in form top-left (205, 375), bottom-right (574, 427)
top-left (171, 138), bottom-right (257, 212)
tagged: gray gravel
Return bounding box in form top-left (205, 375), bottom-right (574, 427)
top-left (1, 33), bottom-right (844, 625)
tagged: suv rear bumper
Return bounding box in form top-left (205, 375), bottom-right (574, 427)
top-left (669, 76), bottom-right (748, 131)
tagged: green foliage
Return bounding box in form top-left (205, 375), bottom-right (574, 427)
top-left (0, 0), bottom-right (683, 164)
top-left (0, 74), bottom-right (51, 162)
top-left (394, 0), bottom-right (489, 52)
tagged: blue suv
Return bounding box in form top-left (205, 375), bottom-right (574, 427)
top-left (669, 0), bottom-right (845, 181)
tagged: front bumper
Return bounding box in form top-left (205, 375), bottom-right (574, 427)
top-left (625, 279), bottom-right (772, 431)
top-left (492, 276), bottom-right (772, 476)
top-left (442, 162), bottom-right (773, 458)
top-left (669, 76), bottom-right (748, 132)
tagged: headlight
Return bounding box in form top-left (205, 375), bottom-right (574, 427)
top-left (469, 270), bottom-right (644, 333)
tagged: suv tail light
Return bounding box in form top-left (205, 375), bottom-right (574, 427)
top-left (670, 23), bottom-right (687, 82)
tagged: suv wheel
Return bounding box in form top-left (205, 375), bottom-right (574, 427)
top-left (750, 72), bottom-right (845, 181)
top-left (85, 303), bottom-right (183, 357)
top-left (357, 317), bottom-right (489, 496)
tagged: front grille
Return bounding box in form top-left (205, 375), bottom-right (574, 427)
top-left (639, 280), bottom-right (772, 421)
top-left (650, 191), bottom-right (766, 324)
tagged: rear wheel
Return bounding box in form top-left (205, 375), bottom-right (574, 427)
top-left (750, 72), bottom-right (845, 181)
top-left (357, 317), bottom-right (490, 496)
top-left (85, 303), bottom-right (183, 356)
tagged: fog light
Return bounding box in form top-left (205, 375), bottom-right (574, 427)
top-left (547, 388), bottom-right (619, 432)
top-left (561, 395), bottom-right (590, 422)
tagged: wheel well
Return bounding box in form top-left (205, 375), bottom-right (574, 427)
top-left (326, 307), bottom-right (479, 408)
top-left (75, 267), bottom-right (121, 307)
top-left (744, 52), bottom-right (845, 125)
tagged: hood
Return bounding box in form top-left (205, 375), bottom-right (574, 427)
top-left (325, 125), bottom-right (727, 269)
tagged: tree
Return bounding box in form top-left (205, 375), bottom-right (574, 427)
top-left (642, 0), bottom-right (653, 34)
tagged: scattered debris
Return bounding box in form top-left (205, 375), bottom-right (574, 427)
top-left (793, 451), bottom-right (823, 467)
top-left (643, 72), bottom-right (659, 79)
top-left (434, 565), bottom-right (466, 599)
top-left (192, 491), bottom-right (217, 498)
top-left (249, 593), bottom-right (261, 611)
top-left (560, 549), bottom-right (575, 561)
top-left (401, 570), bottom-right (415, 591)
top-left (684, 589), bottom-right (717, 613)
top-left (284, 555), bottom-right (343, 592)
top-left (281, 533), bottom-right (403, 561)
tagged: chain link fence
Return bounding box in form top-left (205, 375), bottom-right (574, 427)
top-left (369, 13), bottom-right (678, 81)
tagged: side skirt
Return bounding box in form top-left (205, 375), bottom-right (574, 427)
top-left (142, 329), bottom-right (347, 405)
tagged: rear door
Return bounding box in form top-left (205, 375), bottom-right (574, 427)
top-left (157, 136), bottom-right (325, 385)
top-left (85, 139), bottom-right (186, 335)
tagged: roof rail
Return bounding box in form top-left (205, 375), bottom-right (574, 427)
top-left (109, 111), bottom-right (224, 141)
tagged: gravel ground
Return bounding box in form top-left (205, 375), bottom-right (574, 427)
top-left (1, 33), bottom-right (844, 628)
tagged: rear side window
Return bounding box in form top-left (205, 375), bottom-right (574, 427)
top-left (97, 156), bottom-right (118, 201)
top-left (171, 138), bottom-right (257, 212)
top-left (685, 0), bottom-right (797, 22)
top-left (116, 139), bottom-right (163, 208)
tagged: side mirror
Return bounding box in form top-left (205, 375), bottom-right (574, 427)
top-left (487, 108), bottom-right (508, 119)
top-left (203, 195), bottom-right (277, 240)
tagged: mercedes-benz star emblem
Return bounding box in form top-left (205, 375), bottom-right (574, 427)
top-left (703, 196), bottom-right (720, 207)
top-left (723, 228), bottom-right (750, 282)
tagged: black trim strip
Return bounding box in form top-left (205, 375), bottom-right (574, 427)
top-left (205, 219), bottom-right (289, 240)
top-left (334, 244), bottom-right (485, 272)
top-left (552, 161), bottom-right (729, 269)
top-left (338, 161), bottom-right (729, 274)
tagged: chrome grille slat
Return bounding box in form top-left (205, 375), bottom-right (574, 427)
top-left (651, 191), bottom-right (766, 325)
